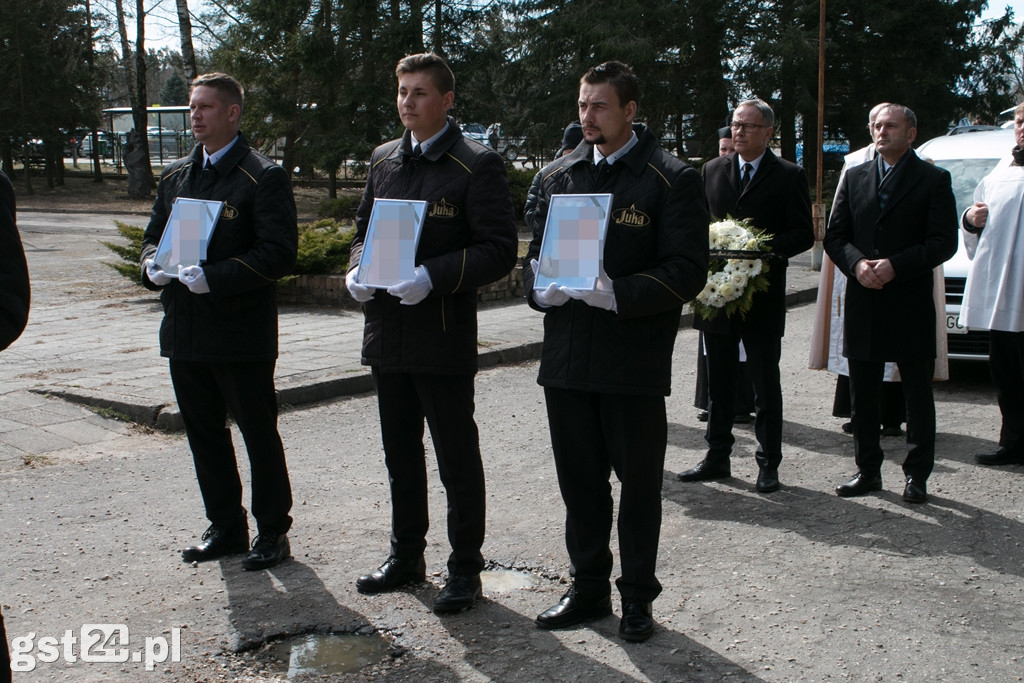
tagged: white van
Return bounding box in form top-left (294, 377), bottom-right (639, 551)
top-left (916, 127), bottom-right (1016, 360)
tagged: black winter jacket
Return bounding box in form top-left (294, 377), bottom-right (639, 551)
top-left (141, 133), bottom-right (298, 362)
top-left (523, 127), bottom-right (709, 396)
top-left (0, 171), bottom-right (29, 351)
top-left (349, 119), bottom-right (518, 374)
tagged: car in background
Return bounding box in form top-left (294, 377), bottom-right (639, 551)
top-left (460, 122), bottom-right (490, 148)
top-left (916, 127), bottom-right (1015, 360)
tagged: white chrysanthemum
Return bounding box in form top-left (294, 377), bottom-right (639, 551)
top-left (706, 292), bottom-right (726, 308)
top-left (742, 259), bottom-right (763, 277)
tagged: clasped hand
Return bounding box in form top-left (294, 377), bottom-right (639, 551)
top-left (854, 258), bottom-right (894, 290)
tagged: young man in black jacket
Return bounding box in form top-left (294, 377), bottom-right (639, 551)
top-left (524, 61), bottom-right (709, 642)
top-left (346, 53), bottom-right (517, 613)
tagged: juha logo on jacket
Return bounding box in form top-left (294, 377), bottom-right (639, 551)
top-left (428, 199), bottom-right (459, 219)
top-left (613, 204), bottom-right (650, 227)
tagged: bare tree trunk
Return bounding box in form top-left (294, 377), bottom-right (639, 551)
top-left (175, 0), bottom-right (198, 82)
top-left (84, 0), bottom-right (104, 182)
top-left (114, 0), bottom-right (154, 198)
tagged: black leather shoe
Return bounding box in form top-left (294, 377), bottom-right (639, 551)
top-left (881, 426), bottom-right (904, 437)
top-left (756, 468), bottom-right (780, 493)
top-left (242, 533), bottom-right (290, 570)
top-left (432, 574), bottom-right (482, 613)
top-left (835, 472), bottom-right (883, 497)
top-left (676, 458), bottom-right (730, 482)
top-left (841, 421), bottom-right (853, 434)
top-left (975, 446), bottom-right (1024, 466)
top-left (697, 410), bottom-right (709, 422)
top-left (619, 601), bottom-right (655, 642)
top-left (181, 525), bottom-right (249, 563)
top-left (536, 585), bottom-right (613, 629)
top-left (733, 413), bottom-right (754, 425)
top-left (902, 477), bottom-right (928, 504)
top-left (356, 556), bottom-right (426, 594)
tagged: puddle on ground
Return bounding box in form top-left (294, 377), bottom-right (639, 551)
top-left (264, 632), bottom-right (389, 678)
top-left (481, 568), bottom-right (537, 592)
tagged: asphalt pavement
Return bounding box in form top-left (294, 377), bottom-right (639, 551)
top-left (5, 210), bottom-right (1023, 681)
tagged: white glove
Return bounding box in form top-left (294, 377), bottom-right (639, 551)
top-left (530, 259), bottom-right (568, 308)
top-left (179, 265), bottom-right (210, 294)
top-left (533, 282), bottom-right (570, 308)
top-left (387, 265), bottom-right (433, 306)
top-left (562, 287), bottom-right (617, 311)
top-left (346, 269), bottom-right (375, 303)
top-left (144, 259), bottom-right (173, 286)
top-left (563, 270), bottom-right (617, 312)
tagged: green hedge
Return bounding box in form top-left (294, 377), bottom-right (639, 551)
top-left (506, 167), bottom-right (536, 223)
top-left (293, 219), bottom-right (355, 275)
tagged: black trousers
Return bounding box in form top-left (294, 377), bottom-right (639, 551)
top-left (1, 608), bottom-right (9, 683)
top-left (543, 387), bottom-right (666, 603)
top-left (848, 356), bottom-right (935, 480)
top-left (704, 329), bottom-right (783, 469)
top-left (372, 369), bottom-right (485, 577)
top-left (694, 332), bottom-right (755, 415)
top-left (169, 359), bottom-right (292, 536)
top-left (989, 330), bottom-right (1024, 452)
top-left (832, 374), bottom-right (906, 427)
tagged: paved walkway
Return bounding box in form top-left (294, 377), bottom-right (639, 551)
top-left (0, 235), bottom-right (820, 467)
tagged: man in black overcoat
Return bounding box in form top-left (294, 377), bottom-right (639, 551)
top-left (824, 104), bottom-right (957, 503)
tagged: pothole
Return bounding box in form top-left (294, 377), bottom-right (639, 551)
top-left (263, 632), bottom-right (390, 678)
top-left (481, 568), bottom-right (537, 592)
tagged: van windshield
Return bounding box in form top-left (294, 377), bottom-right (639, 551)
top-left (930, 158), bottom-right (1003, 215)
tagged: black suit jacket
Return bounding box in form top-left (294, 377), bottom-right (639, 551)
top-left (697, 149), bottom-right (814, 337)
top-left (824, 151), bottom-right (957, 361)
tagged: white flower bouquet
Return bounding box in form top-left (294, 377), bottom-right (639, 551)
top-left (692, 216), bottom-right (773, 321)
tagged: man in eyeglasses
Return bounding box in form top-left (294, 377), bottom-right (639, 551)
top-left (677, 98), bottom-right (814, 493)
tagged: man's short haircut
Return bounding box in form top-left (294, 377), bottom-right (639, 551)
top-left (191, 73), bottom-right (244, 114)
top-left (868, 102), bottom-right (890, 128)
top-left (879, 103), bottom-right (917, 129)
top-left (580, 61), bottom-right (640, 109)
top-left (735, 98), bottom-right (775, 128)
top-left (1014, 101), bottom-right (1024, 119)
top-left (395, 52), bottom-right (455, 94)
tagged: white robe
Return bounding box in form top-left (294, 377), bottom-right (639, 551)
top-left (962, 158), bottom-right (1024, 332)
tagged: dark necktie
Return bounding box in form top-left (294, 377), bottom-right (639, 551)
top-left (412, 144), bottom-right (422, 158)
top-left (199, 158), bottom-right (215, 190)
top-left (739, 162), bottom-right (753, 191)
top-left (592, 158), bottom-right (607, 182)
top-left (878, 165), bottom-right (893, 210)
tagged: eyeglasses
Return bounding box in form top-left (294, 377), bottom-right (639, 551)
top-left (730, 122), bottom-right (768, 133)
